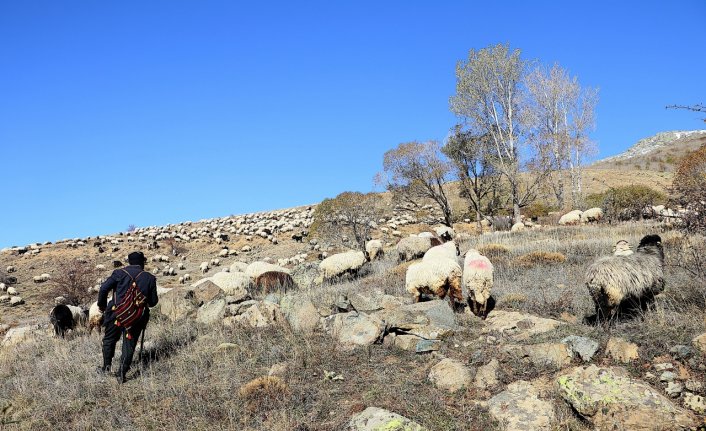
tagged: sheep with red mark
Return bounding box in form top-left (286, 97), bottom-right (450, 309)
top-left (463, 249), bottom-right (494, 318)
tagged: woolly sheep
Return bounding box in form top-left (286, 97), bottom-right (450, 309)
top-left (558, 210), bottom-right (583, 226)
top-left (245, 261), bottom-right (291, 280)
top-left (317, 250), bottom-right (367, 283)
top-left (433, 226), bottom-right (455, 242)
top-left (585, 234), bottom-right (664, 323)
top-left (582, 207), bottom-right (604, 223)
top-left (88, 301), bottom-right (103, 335)
top-left (211, 258), bottom-right (221, 267)
top-left (405, 257), bottom-right (463, 308)
top-left (49, 304), bottom-right (87, 338)
top-left (6, 265), bottom-right (16, 273)
top-left (199, 262), bottom-right (210, 274)
top-left (33, 273), bottom-right (51, 283)
top-left (253, 271), bottom-right (295, 295)
top-left (422, 241), bottom-right (459, 262)
top-left (463, 249), bottom-right (493, 317)
top-left (612, 240), bottom-right (633, 256)
top-left (396, 236), bottom-right (432, 262)
top-left (365, 240), bottom-right (384, 261)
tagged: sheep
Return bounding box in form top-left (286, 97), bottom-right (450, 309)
top-left (405, 257), bottom-right (463, 310)
top-left (612, 240), bottom-right (633, 256)
top-left (200, 262), bottom-right (210, 274)
top-left (396, 236), bottom-right (433, 262)
top-left (582, 207), bottom-right (604, 223)
top-left (559, 210), bottom-right (583, 226)
top-left (365, 240), bottom-right (384, 261)
top-left (585, 234), bottom-right (665, 323)
top-left (422, 241), bottom-right (459, 262)
top-left (88, 301), bottom-right (103, 335)
top-left (463, 249), bottom-right (493, 318)
top-left (433, 226), bottom-right (455, 242)
top-left (6, 265), bottom-right (15, 273)
top-left (317, 250), bottom-right (368, 284)
top-left (49, 304), bottom-right (87, 338)
top-left (245, 261), bottom-right (291, 280)
top-left (33, 273), bottom-right (51, 283)
top-left (253, 271), bottom-right (295, 295)
top-left (211, 258), bottom-right (221, 267)
top-left (112, 260), bottom-right (124, 268)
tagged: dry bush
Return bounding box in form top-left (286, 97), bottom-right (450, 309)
top-left (476, 243), bottom-right (510, 259)
top-left (48, 258), bottom-right (100, 305)
top-left (239, 376), bottom-right (291, 414)
top-left (514, 251), bottom-right (566, 267)
top-left (495, 292), bottom-right (527, 309)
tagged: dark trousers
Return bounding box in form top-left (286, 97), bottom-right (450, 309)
top-left (102, 316), bottom-right (147, 376)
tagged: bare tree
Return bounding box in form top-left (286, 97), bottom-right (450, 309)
top-left (49, 258), bottom-right (101, 305)
top-left (310, 191), bottom-right (384, 253)
top-left (666, 103), bottom-right (706, 122)
top-left (450, 43), bottom-right (543, 223)
top-left (378, 140), bottom-right (454, 227)
top-left (671, 143), bottom-right (706, 233)
top-left (442, 125), bottom-right (502, 229)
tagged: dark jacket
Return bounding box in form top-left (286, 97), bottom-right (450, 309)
top-left (98, 265), bottom-right (159, 327)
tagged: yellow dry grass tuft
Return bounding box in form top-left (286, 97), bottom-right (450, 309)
top-left (514, 251), bottom-right (567, 267)
top-left (476, 243), bottom-right (510, 259)
top-left (239, 375), bottom-right (291, 412)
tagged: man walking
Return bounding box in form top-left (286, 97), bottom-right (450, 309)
top-left (97, 251), bottom-right (158, 383)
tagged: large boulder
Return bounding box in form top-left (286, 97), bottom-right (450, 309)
top-left (196, 298), bottom-right (226, 325)
top-left (692, 332), bottom-right (706, 355)
top-left (487, 380), bottom-right (557, 431)
top-left (346, 407), bottom-right (426, 431)
top-left (483, 310), bottom-right (563, 341)
top-left (377, 300), bottom-right (457, 340)
top-left (1, 326), bottom-right (43, 348)
top-left (557, 365), bottom-right (698, 430)
top-left (428, 358), bottom-right (472, 392)
top-left (502, 343), bottom-right (572, 369)
top-left (280, 295), bottom-right (320, 334)
top-left (605, 337), bottom-right (640, 363)
top-left (209, 272), bottom-right (250, 300)
top-left (227, 301), bottom-right (285, 329)
top-left (192, 280), bottom-right (225, 305)
top-left (157, 286), bottom-right (198, 321)
top-left (328, 312), bottom-right (384, 350)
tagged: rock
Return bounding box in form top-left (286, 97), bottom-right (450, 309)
top-left (561, 335), bottom-right (599, 362)
top-left (684, 392), bottom-right (706, 414)
top-left (157, 287), bottom-right (198, 320)
top-left (280, 295), bottom-right (320, 334)
top-left (192, 280), bottom-right (225, 305)
top-left (502, 343), bottom-right (572, 369)
top-left (209, 272), bottom-right (250, 301)
top-left (665, 381), bottom-right (683, 398)
top-left (605, 337), bottom-right (639, 363)
top-left (685, 379), bottom-right (704, 392)
top-left (231, 301), bottom-right (284, 328)
top-left (487, 380), bottom-right (556, 431)
top-left (347, 407), bottom-right (426, 431)
top-left (474, 358), bottom-right (500, 390)
top-left (2, 326), bottom-right (42, 347)
top-left (428, 358), bottom-right (472, 392)
top-left (9, 296), bottom-right (24, 306)
top-left (692, 332), bottom-right (706, 354)
top-left (660, 371), bottom-right (676, 382)
top-left (557, 365), bottom-right (697, 430)
top-left (377, 300), bottom-right (457, 340)
top-left (329, 312), bottom-right (384, 350)
top-left (225, 299), bottom-right (257, 316)
top-left (655, 362), bottom-right (674, 372)
top-left (393, 334), bottom-right (440, 353)
top-left (414, 339), bottom-right (441, 353)
top-left (268, 362), bottom-right (289, 377)
top-left (196, 298), bottom-right (226, 324)
top-left (670, 344), bottom-right (694, 360)
top-left (483, 310), bottom-right (563, 341)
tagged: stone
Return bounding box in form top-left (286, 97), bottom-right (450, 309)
top-left (216, 342), bottom-right (238, 352)
top-left (685, 379), bottom-right (704, 392)
top-left (670, 344), bottom-right (694, 360)
top-left (692, 332), bottom-right (706, 354)
top-left (474, 358), bottom-right (500, 390)
top-left (377, 300), bottom-right (456, 340)
top-left (225, 300), bottom-right (257, 316)
top-left (557, 365), bottom-right (697, 430)
top-left (196, 298), bottom-right (226, 324)
top-left (232, 301), bottom-right (284, 328)
top-left (268, 362), bottom-right (289, 377)
top-left (329, 312), bottom-right (384, 350)
top-left (502, 343), bottom-right (572, 369)
top-left (561, 335), bottom-right (599, 362)
top-left (655, 362), bottom-right (674, 371)
top-left (280, 295), bottom-right (320, 335)
top-left (9, 296), bottom-right (24, 306)
top-left (483, 310), bottom-right (563, 341)
top-left (487, 380), bottom-right (556, 431)
top-left (684, 392), bottom-right (706, 415)
top-left (428, 358), bottom-right (472, 392)
top-left (192, 280), bottom-right (225, 304)
top-left (209, 272), bottom-right (250, 301)
top-left (665, 381), bottom-right (683, 398)
top-left (605, 337), bottom-right (639, 363)
top-left (2, 326), bottom-right (41, 347)
top-left (347, 407), bottom-right (426, 431)
top-left (414, 339), bottom-right (441, 353)
top-left (157, 286), bottom-right (198, 320)
top-left (659, 371), bottom-right (676, 382)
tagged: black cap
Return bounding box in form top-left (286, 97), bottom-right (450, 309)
top-left (127, 251), bottom-right (146, 266)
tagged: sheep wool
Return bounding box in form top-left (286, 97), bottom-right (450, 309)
top-left (365, 240), bottom-right (384, 261)
top-left (463, 250), bottom-right (493, 317)
top-left (88, 301), bottom-right (103, 335)
top-left (318, 250), bottom-right (367, 282)
top-left (559, 210), bottom-right (583, 226)
top-left (396, 236), bottom-right (432, 262)
top-left (585, 234), bottom-right (664, 322)
top-left (245, 261), bottom-right (290, 280)
top-left (422, 241), bottom-right (458, 262)
top-left (405, 257), bottom-right (463, 305)
top-left (612, 240), bottom-right (633, 256)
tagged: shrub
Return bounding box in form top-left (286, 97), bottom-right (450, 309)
top-left (514, 251), bottom-right (566, 267)
top-left (477, 243), bottom-right (511, 259)
top-left (48, 258), bottom-right (100, 305)
top-left (586, 185), bottom-right (666, 222)
top-left (239, 376), bottom-right (291, 413)
top-left (496, 293), bottom-right (527, 309)
top-left (523, 201), bottom-right (556, 220)
top-left (670, 143), bottom-right (706, 234)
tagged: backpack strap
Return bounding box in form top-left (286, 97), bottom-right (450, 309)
top-left (121, 269), bottom-right (144, 283)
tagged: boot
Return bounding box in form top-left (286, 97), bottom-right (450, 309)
top-left (96, 365), bottom-right (111, 375)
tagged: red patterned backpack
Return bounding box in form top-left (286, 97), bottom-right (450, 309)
top-left (112, 270), bottom-right (147, 339)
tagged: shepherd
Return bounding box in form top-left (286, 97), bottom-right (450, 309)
top-left (97, 251), bottom-right (158, 383)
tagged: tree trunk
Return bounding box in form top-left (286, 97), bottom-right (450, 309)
top-left (476, 209), bottom-right (483, 232)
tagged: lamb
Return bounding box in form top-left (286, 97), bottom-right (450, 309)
top-left (612, 240), bottom-right (633, 256)
top-left (463, 249), bottom-right (493, 318)
top-left (253, 271), bottom-right (295, 295)
top-left (317, 250), bottom-right (368, 284)
top-left (422, 241), bottom-right (459, 262)
top-left (49, 304), bottom-right (87, 337)
top-left (365, 239), bottom-right (384, 261)
top-left (87, 301), bottom-right (103, 335)
top-left (200, 262), bottom-right (210, 274)
top-left (585, 234), bottom-right (665, 323)
top-left (405, 257), bottom-right (463, 309)
top-left (396, 236), bottom-right (433, 262)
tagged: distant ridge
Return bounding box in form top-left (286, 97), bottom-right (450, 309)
top-left (597, 130), bottom-right (706, 164)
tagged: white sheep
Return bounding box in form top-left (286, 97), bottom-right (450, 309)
top-left (199, 262), bottom-right (210, 274)
top-left (558, 210), bottom-right (583, 226)
top-left (33, 273), bottom-right (51, 283)
top-left (585, 234), bottom-right (665, 323)
top-left (211, 258), bottom-right (221, 267)
top-left (365, 240), bottom-right (384, 261)
top-left (396, 236), bottom-right (433, 262)
top-left (433, 226), bottom-right (455, 242)
top-left (405, 257), bottom-right (463, 308)
top-left (6, 265), bottom-right (16, 273)
top-left (317, 250), bottom-right (367, 284)
top-left (422, 241), bottom-right (459, 262)
top-left (463, 249), bottom-right (493, 317)
top-left (582, 207), bottom-right (604, 223)
top-left (612, 240), bottom-right (633, 256)
top-left (88, 301), bottom-right (103, 335)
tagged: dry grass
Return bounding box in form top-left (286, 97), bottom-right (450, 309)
top-left (476, 243), bottom-right (510, 259)
top-left (514, 251), bottom-right (567, 267)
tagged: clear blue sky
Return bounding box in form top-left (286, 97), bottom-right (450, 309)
top-left (1, 1), bottom-right (704, 248)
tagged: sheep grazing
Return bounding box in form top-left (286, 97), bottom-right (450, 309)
top-left (559, 210), bottom-right (583, 226)
top-left (396, 236), bottom-right (433, 262)
top-left (365, 240), bottom-right (384, 261)
top-left (49, 304), bottom-right (87, 337)
top-left (6, 265), bottom-right (16, 273)
top-left (585, 234), bottom-right (665, 323)
top-left (199, 262), bottom-right (210, 274)
top-left (253, 271), bottom-right (295, 295)
top-left (405, 257), bottom-right (463, 310)
top-left (211, 258), bottom-right (221, 267)
top-left (112, 260), bottom-right (124, 268)
top-left (422, 241), bottom-right (459, 262)
top-left (88, 301), bottom-right (103, 335)
top-left (582, 207), bottom-right (604, 223)
top-left (317, 250), bottom-right (368, 284)
top-left (463, 249), bottom-right (493, 318)
top-left (434, 226), bottom-right (455, 242)
top-left (612, 240), bottom-right (633, 256)
top-left (33, 273), bottom-right (51, 283)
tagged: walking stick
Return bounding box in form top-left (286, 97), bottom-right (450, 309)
top-left (138, 323), bottom-right (146, 366)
